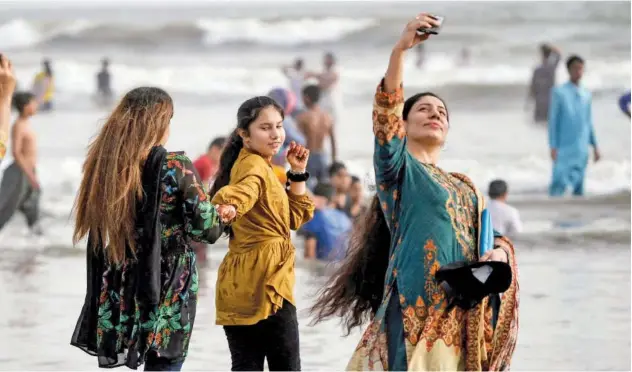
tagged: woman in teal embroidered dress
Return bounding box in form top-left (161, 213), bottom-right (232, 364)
top-left (311, 14), bottom-right (519, 371)
top-left (70, 87), bottom-right (234, 371)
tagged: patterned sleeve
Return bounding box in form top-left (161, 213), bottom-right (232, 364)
top-left (169, 154), bottom-right (223, 244)
top-left (373, 79), bottom-right (407, 186)
top-left (211, 154), bottom-right (266, 220)
top-left (287, 191), bottom-right (314, 230)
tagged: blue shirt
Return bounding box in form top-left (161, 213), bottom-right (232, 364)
top-left (302, 208), bottom-right (352, 261)
top-left (548, 81), bottom-right (597, 155)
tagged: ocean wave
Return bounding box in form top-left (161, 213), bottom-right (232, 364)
top-left (10, 56), bottom-right (630, 101)
top-left (0, 17), bottom-right (378, 50)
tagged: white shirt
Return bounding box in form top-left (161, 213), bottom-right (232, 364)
top-left (488, 199), bottom-right (523, 237)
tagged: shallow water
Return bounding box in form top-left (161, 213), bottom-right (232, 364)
top-left (0, 233), bottom-right (629, 371)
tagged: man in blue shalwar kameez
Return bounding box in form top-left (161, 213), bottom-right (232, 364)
top-left (548, 55), bottom-right (601, 197)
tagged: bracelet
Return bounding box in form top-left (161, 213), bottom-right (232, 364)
top-left (285, 170), bottom-right (310, 187)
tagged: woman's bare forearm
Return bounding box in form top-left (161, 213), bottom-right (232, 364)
top-left (384, 48), bottom-right (407, 93)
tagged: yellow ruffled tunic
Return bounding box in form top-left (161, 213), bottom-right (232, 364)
top-left (211, 148), bottom-right (314, 326)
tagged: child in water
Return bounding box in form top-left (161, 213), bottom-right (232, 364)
top-left (0, 91), bottom-right (41, 234)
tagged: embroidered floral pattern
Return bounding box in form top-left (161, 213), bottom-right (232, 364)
top-left (373, 82), bottom-right (406, 146)
top-left (423, 165), bottom-right (478, 262)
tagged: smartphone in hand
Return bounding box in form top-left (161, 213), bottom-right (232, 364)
top-left (417, 15), bottom-right (445, 35)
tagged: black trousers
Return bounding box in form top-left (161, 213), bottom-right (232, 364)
top-left (223, 300), bottom-right (301, 371)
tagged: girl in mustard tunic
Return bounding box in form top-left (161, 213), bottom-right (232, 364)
top-left (210, 96), bottom-right (315, 371)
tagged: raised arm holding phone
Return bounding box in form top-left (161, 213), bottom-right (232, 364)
top-left (310, 13), bottom-right (519, 372)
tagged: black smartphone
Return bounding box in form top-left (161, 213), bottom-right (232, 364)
top-left (417, 15), bottom-right (445, 35)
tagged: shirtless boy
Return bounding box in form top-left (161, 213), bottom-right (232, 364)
top-left (296, 84), bottom-right (337, 188)
top-left (0, 92), bottom-right (41, 233)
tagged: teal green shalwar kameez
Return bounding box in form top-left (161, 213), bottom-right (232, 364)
top-left (345, 80), bottom-right (519, 371)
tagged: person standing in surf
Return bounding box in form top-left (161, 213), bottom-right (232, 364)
top-left (210, 96), bottom-right (314, 371)
top-left (70, 87), bottom-right (232, 371)
top-left (95, 58), bottom-right (113, 107)
top-left (32, 59), bottom-right (54, 111)
top-left (0, 92), bottom-right (41, 235)
top-left (296, 84), bottom-right (337, 189)
top-left (310, 13), bottom-right (519, 371)
top-left (527, 43), bottom-right (562, 125)
top-left (548, 55), bottom-right (601, 197)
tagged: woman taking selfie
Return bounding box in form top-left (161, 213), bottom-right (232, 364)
top-left (311, 14), bottom-right (519, 371)
top-left (70, 87), bottom-right (232, 371)
top-left (210, 96), bottom-right (314, 371)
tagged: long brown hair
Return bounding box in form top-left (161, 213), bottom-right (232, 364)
top-left (73, 87), bottom-right (173, 264)
top-left (310, 92), bottom-right (448, 335)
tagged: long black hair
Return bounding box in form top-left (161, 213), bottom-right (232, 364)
top-left (209, 95), bottom-right (284, 198)
top-left (310, 92), bottom-right (448, 335)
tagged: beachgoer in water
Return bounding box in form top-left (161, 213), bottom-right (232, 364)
top-left (618, 90), bottom-right (630, 118)
top-left (296, 84), bottom-right (336, 189)
top-left (487, 179), bottom-right (522, 238)
top-left (282, 58), bottom-right (306, 111)
top-left (209, 96), bottom-right (315, 371)
top-left (96, 58), bottom-right (113, 107)
top-left (0, 92), bottom-right (41, 235)
top-left (328, 161), bottom-right (351, 210)
top-left (548, 55), bottom-right (600, 197)
top-left (191, 136), bottom-right (227, 267)
top-left (306, 52), bottom-right (340, 126)
top-left (343, 175), bottom-right (366, 221)
top-left (527, 43), bottom-right (561, 125)
top-left (310, 14), bottom-right (519, 371)
top-left (0, 54), bottom-right (16, 167)
top-left (302, 182), bottom-right (352, 262)
top-left (32, 59), bottom-right (54, 111)
top-left (70, 87), bottom-right (232, 371)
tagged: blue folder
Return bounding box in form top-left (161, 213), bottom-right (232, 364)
top-left (480, 208), bottom-right (494, 257)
